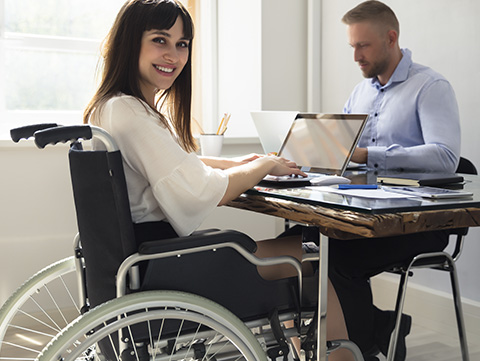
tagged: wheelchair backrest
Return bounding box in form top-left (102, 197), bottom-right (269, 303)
top-left (68, 142), bottom-right (138, 308)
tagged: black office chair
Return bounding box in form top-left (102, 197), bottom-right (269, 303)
top-left (12, 124), bottom-right (365, 361)
top-left (386, 156), bottom-right (477, 361)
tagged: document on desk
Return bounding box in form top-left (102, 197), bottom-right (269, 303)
top-left (308, 186), bottom-right (417, 199)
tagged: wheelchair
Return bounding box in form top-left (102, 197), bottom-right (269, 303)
top-left (3, 124), bottom-right (364, 361)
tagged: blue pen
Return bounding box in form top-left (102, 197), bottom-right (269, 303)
top-left (338, 184), bottom-right (378, 189)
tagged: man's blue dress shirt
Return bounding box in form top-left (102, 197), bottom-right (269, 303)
top-left (344, 49), bottom-right (460, 172)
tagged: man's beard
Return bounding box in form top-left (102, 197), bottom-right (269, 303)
top-left (361, 57), bottom-right (389, 79)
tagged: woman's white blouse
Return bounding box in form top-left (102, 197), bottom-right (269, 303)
top-left (93, 94), bottom-right (229, 237)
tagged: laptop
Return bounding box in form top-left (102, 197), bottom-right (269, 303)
top-left (260, 113), bottom-right (369, 186)
top-left (251, 111), bottom-right (298, 154)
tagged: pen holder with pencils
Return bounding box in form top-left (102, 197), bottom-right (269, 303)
top-left (200, 134), bottom-right (224, 157)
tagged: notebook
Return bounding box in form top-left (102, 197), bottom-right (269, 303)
top-left (251, 111), bottom-right (298, 154)
top-left (260, 113), bottom-right (369, 186)
top-left (377, 173), bottom-right (464, 187)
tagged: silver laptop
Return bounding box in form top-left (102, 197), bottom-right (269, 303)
top-left (251, 111), bottom-right (298, 154)
top-left (259, 113), bottom-right (368, 186)
top-left (279, 113), bottom-right (368, 176)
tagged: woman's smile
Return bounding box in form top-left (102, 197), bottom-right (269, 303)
top-left (154, 64), bottom-right (175, 74)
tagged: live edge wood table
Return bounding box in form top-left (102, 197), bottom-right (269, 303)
top-left (227, 173), bottom-right (480, 361)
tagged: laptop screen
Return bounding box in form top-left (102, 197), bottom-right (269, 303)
top-left (278, 113), bottom-right (368, 175)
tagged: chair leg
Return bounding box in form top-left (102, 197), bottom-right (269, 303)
top-left (388, 253), bottom-right (470, 361)
top-left (386, 271), bottom-right (410, 361)
top-left (448, 260), bottom-right (470, 361)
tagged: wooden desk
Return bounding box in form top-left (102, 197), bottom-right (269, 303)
top-left (227, 174), bottom-right (480, 361)
top-left (228, 192), bottom-right (480, 239)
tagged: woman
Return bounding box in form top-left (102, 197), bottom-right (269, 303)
top-left (84, 1), bottom-right (353, 360)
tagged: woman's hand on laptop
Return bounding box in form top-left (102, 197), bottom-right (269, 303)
top-left (218, 155), bottom-right (306, 205)
top-left (265, 155), bottom-right (307, 177)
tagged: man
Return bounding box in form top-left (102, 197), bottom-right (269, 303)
top-left (329, 1), bottom-right (461, 361)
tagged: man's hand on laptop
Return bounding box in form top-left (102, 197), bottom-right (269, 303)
top-left (351, 147), bottom-right (368, 164)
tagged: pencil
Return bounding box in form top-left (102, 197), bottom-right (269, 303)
top-left (216, 113), bottom-right (226, 135)
top-left (220, 113), bottom-right (231, 135)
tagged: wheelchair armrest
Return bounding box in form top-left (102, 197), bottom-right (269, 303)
top-left (138, 229), bottom-right (257, 255)
top-left (120, 230), bottom-right (303, 299)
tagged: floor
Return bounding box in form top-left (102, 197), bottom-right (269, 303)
top-left (373, 321), bottom-right (480, 361)
top-left (285, 320), bottom-right (480, 361)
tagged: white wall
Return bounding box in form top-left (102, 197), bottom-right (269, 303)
top-left (261, 0), bottom-right (308, 111)
top-left (320, 0), bottom-right (480, 302)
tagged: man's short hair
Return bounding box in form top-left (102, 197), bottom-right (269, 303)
top-left (342, 0), bottom-right (399, 35)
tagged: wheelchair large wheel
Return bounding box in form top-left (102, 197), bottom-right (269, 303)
top-left (0, 256), bottom-right (82, 360)
top-left (39, 290), bottom-right (268, 361)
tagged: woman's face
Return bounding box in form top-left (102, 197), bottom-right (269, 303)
top-left (138, 16), bottom-right (190, 106)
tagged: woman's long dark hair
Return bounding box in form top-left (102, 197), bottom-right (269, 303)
top-left (84, 0), bottom-right (196, 152)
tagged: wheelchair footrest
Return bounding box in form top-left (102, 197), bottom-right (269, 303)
top-left (301, 310), bottom-right (317, 361)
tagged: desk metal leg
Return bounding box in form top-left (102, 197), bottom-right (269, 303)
top-left (317, 233), bottom-right (329, 361)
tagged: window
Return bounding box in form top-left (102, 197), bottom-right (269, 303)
top-left (0, 0), bottom-right (124, 138)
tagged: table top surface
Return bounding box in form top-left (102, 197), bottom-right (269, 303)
top-left (227, 172), bottom-right (480, 239)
